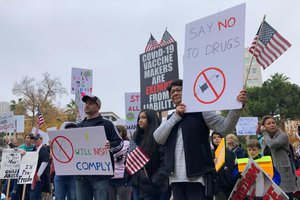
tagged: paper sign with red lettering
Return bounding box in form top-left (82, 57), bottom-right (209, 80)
top-left (229, 159), bottom-right (288, 200)
top-left (125, 92), bottom-right (140, 137)
top-left (139, 42), bottom-right (179, 112)
top-left (48, 126), bottom-right (113, 176)
top-left (183, 4), bottom-right (245, 112)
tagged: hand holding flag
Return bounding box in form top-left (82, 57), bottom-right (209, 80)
top-left (125, 140), bottom-right (150, 175)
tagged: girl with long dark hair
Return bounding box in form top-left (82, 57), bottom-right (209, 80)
top-left (128, 109), bottom-right (168, 200)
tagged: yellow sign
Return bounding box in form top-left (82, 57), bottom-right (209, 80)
top-left (237, 156), bottom-right (274, 178)
top-left (215, 138), bottom-right (225, 172)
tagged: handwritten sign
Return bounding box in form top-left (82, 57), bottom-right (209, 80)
top-left (125, 92), bottom-right (140, 137)
top-left (215, 138), bottom-right (225, 172)
top-left (229, 159), bottom-right (288, 200)
top-left (236, 117), bottom-right (259, 135)
top-left (182, 4), bottom-right (245, 112)
top-left (0, 112), bottom-right (15, 132)
top-left (17, 152), bottom-right (38, 184)
top-left (71, 67), bottom-right (93, 95)
top-left (140, 42), bottom-right (178, 112)
top-left (48, 126), bottom-right (113, 176)
top-left (0, 149), bottom-right (21, 179)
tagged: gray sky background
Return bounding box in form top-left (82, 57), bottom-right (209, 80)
top-left (0, 0), bottom-right (299, 118)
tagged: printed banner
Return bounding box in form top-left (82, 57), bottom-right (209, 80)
top-left (17, 152), bottom-right (39, 184)
top-left (0, 149), bottom-right (21, 179)
top-left (183, 4), bottom-right (245, 112)
top-left (140, 42), bottom-right (179, 112)
top-left (48, 126), bottom-right (113, 176)
top-left (125, 92), bottom-right (140, 138)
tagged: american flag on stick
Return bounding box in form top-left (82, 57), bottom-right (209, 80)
top-left (145, 34), bottom-right (160, 52)
top-left (159, 29), bottom-right (175, 46)
top-left (249, 20), bottom-right (291, 69)
top-left (36, 107), bottom-right (45, 129)
top-left (125, 141), bottom-right (150, 175)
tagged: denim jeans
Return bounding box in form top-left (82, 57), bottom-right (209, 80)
top-left (54, 175), bottom-right (77, 200)
top-left (76, 176), bottom-right (109, 200)
top-left (30, 179), bottom-right (45, 200)
top-left (132, 187), bottom-right (161, 200)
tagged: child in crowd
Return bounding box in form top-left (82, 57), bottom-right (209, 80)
top-left (246, 139), bottom-right (280, 185)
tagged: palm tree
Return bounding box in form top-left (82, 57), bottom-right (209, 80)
top-left (65, 99), bottom-right (77, 121)
top-left (9, 98), bottom-right (26, 115)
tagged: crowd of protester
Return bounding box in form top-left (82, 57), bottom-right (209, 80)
top-left (1, 79), bottom-right (300, 200)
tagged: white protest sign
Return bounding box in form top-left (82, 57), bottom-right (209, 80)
top-left (47, 127), bottom-right (57, 132)
top-left (236, 117), bottom-right (258, 135)
top-left (0, 112), bottom-right (15, 132)
top-left (48, 126), bottom-right (113, 176)
top-left (75, 89), bottom-right (85, 122)
top-left (31, 127), bottom-right (49, 145)
top-left (125, 92), bottom-right (140, 138)
top-left (17, 152), bottom-right (39, 184)
top-left (0, 149), bottom-right (21, 179)
top-left (229, 159), bottom-right (288, 200)
top-left (15, 115), bottom-right (25, 133)
top-left (183, 4), bottom-right (245, 112)
top-left (71, 67), bottom-right (93, 95)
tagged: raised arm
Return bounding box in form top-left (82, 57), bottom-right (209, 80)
top-left (154, 113), bottom-right (182, 145)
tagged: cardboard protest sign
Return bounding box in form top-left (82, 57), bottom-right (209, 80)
top-left (0, 112), bottom-right (15, 132)
top-left (0, 149), bottom-right (21, 179)
top-left (125, 92), bottom-right (140, 137)
top-left (31, 127), bottom-right (49, 145)
top-left (229, 159), bottom-right (288, 200)
top-left (236, 117), bottom-right (258, 135)
top-left (17, 152), bottom-right (39, 184)
top-left (48, 126), bottom-right (113, 176)
top-left (215, 138), bottom-right (225, 172)
top-left (183, 4), bottom-right (245, 112)
top-left (140, 42), bottom-right (179, 112)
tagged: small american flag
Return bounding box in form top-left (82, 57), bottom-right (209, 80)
top-left (36, 107), bottom-right (45, 128)
top-left (145, 34), bottom-right (160, 52)
top-left (125, 140), bottom-right (150, 175)
top-left (249, 21), bottom-right (291, 69)
top-left (159, 30), bottom-right (175, 46)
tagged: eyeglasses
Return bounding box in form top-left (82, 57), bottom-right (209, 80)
top-left (170, 88), bottom-right (182, 94)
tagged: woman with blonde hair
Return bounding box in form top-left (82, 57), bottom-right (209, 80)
top-left (225, 133), bottom-right (245, 158)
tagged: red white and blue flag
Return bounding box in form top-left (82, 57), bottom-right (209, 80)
top-left (159, 30), bottom-right (175, 46)
top-left (145, 34), bottom-right (160, 52)
top-left (36, 107), bottom-right (45, 129)
top-left (249, 21), bottom-right (291, 69)
top-left (125, 141), bottom-right (149, 175)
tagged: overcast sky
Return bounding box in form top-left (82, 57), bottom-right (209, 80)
top-left (0, 0), bottom-right (299, 118)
